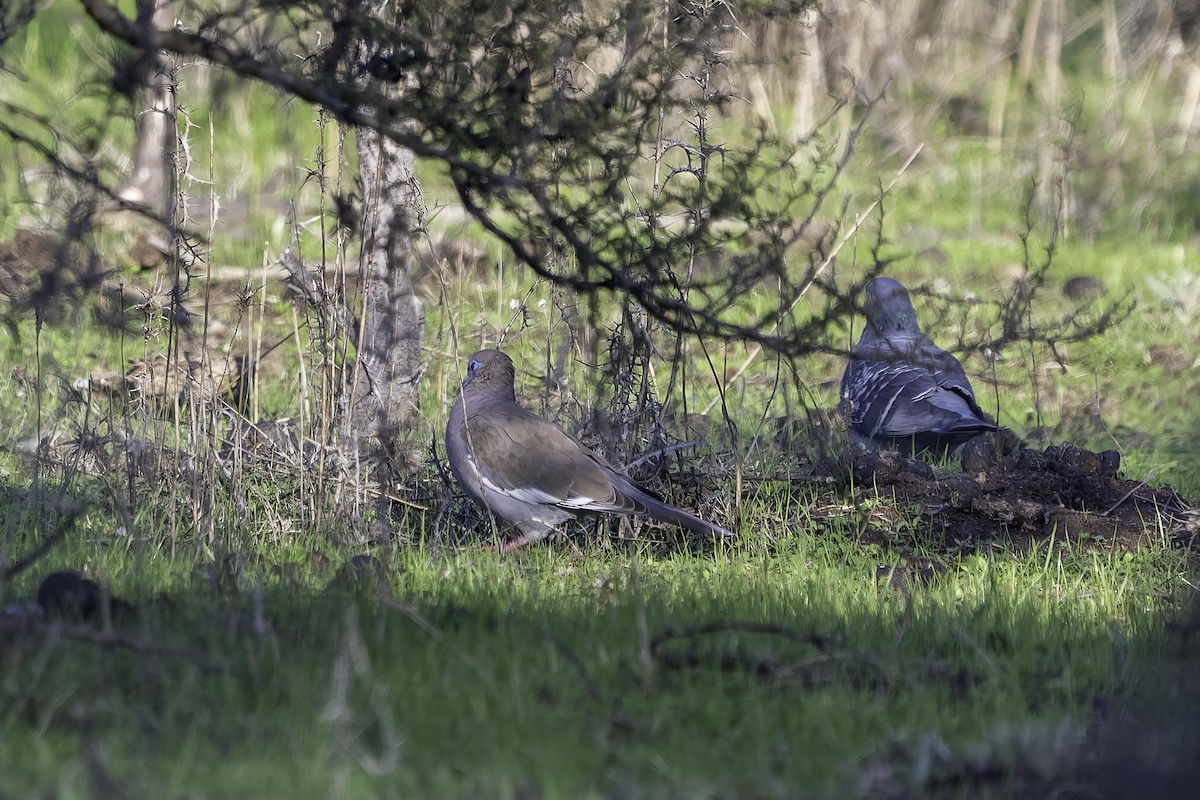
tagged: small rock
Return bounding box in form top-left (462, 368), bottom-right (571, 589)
top-left (1063, 275), bottom-right (1105, 301)
top-left (36, 571), bottom-right (136, 624)
top-left (848, 448), bottom-right (935, 483)
top-left (993, 427), bottom-right (1024, 458)
top-left (1047, 443), bottom-right (1121, 479)
top-left (1097, 449), bottom-right (1121, 478)
top-left (130, 235), bottom-right (168, 269)
top-left (959, 436), bottom-right (997, 474)
top-left (878, 557), bottom-right (947, 592)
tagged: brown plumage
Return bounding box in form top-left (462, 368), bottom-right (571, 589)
top-left (445, 349), bottom-right (732, 549)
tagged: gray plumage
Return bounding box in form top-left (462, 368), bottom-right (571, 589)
top-left (446, 349), bottom-right (732, 549)
top-left (841, 277), bottom-right (997, 455)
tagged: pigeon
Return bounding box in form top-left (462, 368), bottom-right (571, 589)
top-left (841, 277), bottom-right (997, 455)
top-left (445, 349), bottom-right (732, 550)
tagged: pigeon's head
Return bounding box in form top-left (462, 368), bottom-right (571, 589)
top-left (865, 277), bottom-right (921, 335)
top-left (461, 349), bottom-right (517, 397)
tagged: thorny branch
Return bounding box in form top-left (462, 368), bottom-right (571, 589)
top-left (69, 0), bottom-right (888, 354)
top-left (3, 0), bottom-right (1125, 366)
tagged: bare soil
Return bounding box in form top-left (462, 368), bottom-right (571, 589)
top-left (839, 437), bottom-right (1196, 557)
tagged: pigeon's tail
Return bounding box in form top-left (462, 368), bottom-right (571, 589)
top-left (624, 486), bottom-right (734, 538)
top-left (873, 420), bottom-right (997, 457)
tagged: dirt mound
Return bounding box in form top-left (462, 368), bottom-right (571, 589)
top-left (842, 440), bottom-right (1196, 554)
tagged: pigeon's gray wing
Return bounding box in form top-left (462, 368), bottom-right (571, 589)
top-left (844, 277), bottom-right (997, 454)
top-left (842, 342), bottom-right (996, 452)
top-left (846, 362), bottom-right (985, 437)
top-left (907, 334), bottom-right (991, 419)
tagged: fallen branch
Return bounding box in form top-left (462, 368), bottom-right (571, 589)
top-left (651, 620), bottom-right (887, 688)
top-left (0, 620), bottom-right (233, 673)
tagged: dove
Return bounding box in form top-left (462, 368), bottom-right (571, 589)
top-left (446, 349), bottom-right (732, 549)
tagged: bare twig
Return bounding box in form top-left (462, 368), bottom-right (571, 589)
top-left (701, 143), bottom-right (926, 414)
top-left (1101, 474), bottom-right (1156, 517)
top-left (623, 439), bottom-right (707, 470)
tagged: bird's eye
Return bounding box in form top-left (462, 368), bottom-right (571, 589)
top-left (468, 358), bottom-right (481, 373)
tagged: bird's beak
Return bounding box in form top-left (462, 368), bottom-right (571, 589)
top-left (460, 360), bottom-right (479, 389)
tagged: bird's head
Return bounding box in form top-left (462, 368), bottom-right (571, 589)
top-left (865, 277), bottom-right (921, 335)
top-left (461, 349), bottom-right (517, 399)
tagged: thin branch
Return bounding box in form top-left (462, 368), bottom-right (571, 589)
top-left (0, 510), bottom-right (82, 583)
top-left (1101, 474), bottom-right (1156, 517)
top-left (702, 143), bottom-right (926, 414)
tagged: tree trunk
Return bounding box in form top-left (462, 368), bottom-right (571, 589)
top-left (347, 108), bottom-right (425, 438)
top-left (114, 0), bottom-right (177, 221)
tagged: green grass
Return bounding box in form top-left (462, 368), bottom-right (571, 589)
top-left (1, 523), bottom-right (1187, 798)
